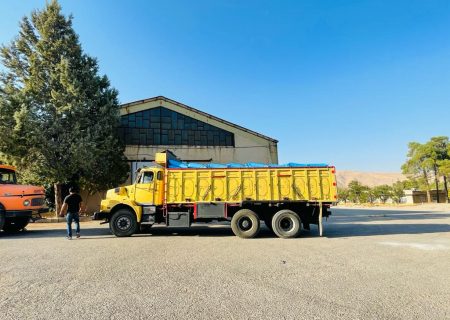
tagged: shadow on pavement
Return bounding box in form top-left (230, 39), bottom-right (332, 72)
top-left (331, 208), bottom-right (450, 222)
top-left (2, 208), bottom-right (449, 240)
top-left (325, 208), bottom-right (450, 237)
top-left (0, 227), bottom-right (113, 239)
top-left (0, 224), bottom-right (274, 239)
top-left (324, 223), bottom-right (450, 238)
top-left (135, 225), bottom-right (276, 238)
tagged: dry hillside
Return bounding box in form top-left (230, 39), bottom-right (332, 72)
top-left (336, 170), bottom-right (406, 188)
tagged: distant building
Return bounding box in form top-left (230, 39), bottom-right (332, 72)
top-left (119, 96), bottom-right (279, 182)
top-left (402, 189), bottom-right (448, 204)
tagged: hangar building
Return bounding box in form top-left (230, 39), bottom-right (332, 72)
top-left (119, 96), bottom-right (279, 182)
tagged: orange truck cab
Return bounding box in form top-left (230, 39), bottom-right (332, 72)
top-left (0, 164), bottom-right (48, 232)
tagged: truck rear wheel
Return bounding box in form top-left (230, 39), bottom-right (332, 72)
top-left (272, 209), bottom-right (301, 239)
top-left (2, 217), bottom-right (30, 233)
top-left (110, 209), bottom-right (138, 237)
top-left (231, 209), bottom-right (260, 238)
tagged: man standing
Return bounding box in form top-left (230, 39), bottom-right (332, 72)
top-left (59, 187), bottom-right (84, 240)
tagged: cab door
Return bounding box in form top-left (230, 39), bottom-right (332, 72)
top-left (153, 169), bottom-right (164, 206)
top-left (134, 170), bottom-right (155, 204)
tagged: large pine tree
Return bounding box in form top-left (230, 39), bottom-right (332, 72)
top-left (0, 0), bottom-right (128, 212)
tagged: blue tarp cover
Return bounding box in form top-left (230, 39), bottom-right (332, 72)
top-left (168, 159), bottom-right (328, 169)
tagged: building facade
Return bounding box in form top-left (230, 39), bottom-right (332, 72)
top-left (402, 189), bottom-right (448, 204)
top-left (119, 96), bottom-right (278, 182)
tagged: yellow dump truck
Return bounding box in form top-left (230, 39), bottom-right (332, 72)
top-left (94, 151), bottom-right (337, 238)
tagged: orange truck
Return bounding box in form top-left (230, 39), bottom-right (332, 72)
top-left (0, 164), bottom-right (48, 232)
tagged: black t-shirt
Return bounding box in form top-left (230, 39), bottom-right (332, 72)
top-left (64, 193), bottom-right (82, 213)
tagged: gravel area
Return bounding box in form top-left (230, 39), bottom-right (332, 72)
top-left (1, 207), bottom-right (449, 319)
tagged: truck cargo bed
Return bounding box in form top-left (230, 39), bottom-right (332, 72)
top-left (166, 167), bottom-right (337, 203)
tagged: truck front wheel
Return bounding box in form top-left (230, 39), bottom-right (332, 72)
top-left (231, 209), bottom-right (260, 238)
top-left (0, 207), bottom-right (5, 231)
top-left (2, 217), bottom-right (30, 233)
top-left (110, 209), bottom-right (138, 237)
top-left (272, 209), bottom-right (301, 239)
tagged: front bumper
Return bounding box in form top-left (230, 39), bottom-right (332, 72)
top-left (92, 211), bottom-right (109, 220)
top-left (5, 208), bottom-right (49, 221)
top-left (5, 210), bottom-right (33, 218)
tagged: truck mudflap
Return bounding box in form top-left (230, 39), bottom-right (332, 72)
top-left (319, 204), bottom-right (324, 237)
top-left (317, 203), bottom-right (332, 236)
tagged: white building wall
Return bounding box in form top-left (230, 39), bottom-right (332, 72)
top-left (124, 136), bottom-right (277, 164)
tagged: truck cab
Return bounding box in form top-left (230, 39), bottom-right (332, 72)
top-left (96, 166), bottom-right (165, 236)
top-left (0, 165), bottom-right (48, 232)
top-left (133, 167), bottom-right (164, 206)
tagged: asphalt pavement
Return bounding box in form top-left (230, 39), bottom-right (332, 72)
top-left (1, 207), bottom-right (449, 319)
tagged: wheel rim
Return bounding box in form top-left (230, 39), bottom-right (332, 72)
top-left (116, 216), bottom-right (131, 231)
top-left (279, 217), bottom-right (295, 232)
top-left (238, 216), bottom-right (252, 231)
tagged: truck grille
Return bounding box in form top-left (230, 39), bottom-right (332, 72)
top-left (31, 198), bottom-right (45, 206)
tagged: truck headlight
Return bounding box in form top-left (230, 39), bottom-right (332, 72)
top-left (23, 200), bottom-right (30, 206)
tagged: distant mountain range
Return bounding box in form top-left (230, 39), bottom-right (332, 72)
top-left (336, 170), bottom-right (406, 188)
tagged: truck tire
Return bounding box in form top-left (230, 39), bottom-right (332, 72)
top-left (231, 209), bottom-right (260, 238)
top-left (110, 209), bottom-right (138, 237)
top-left (2, 217), bottom-right (30, 233)
top-left (272, 209), bottom-right (301, 239)
top-left (0, 205), bottom-right (5, 231)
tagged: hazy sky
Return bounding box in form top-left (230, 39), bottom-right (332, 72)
top-left (1, 0), bottom-right (449, 172)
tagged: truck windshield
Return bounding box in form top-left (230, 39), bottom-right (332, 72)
top-left (139, 171), bottom-right (154, 184)
top-left (0, 169), bottom-right (17, 184)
